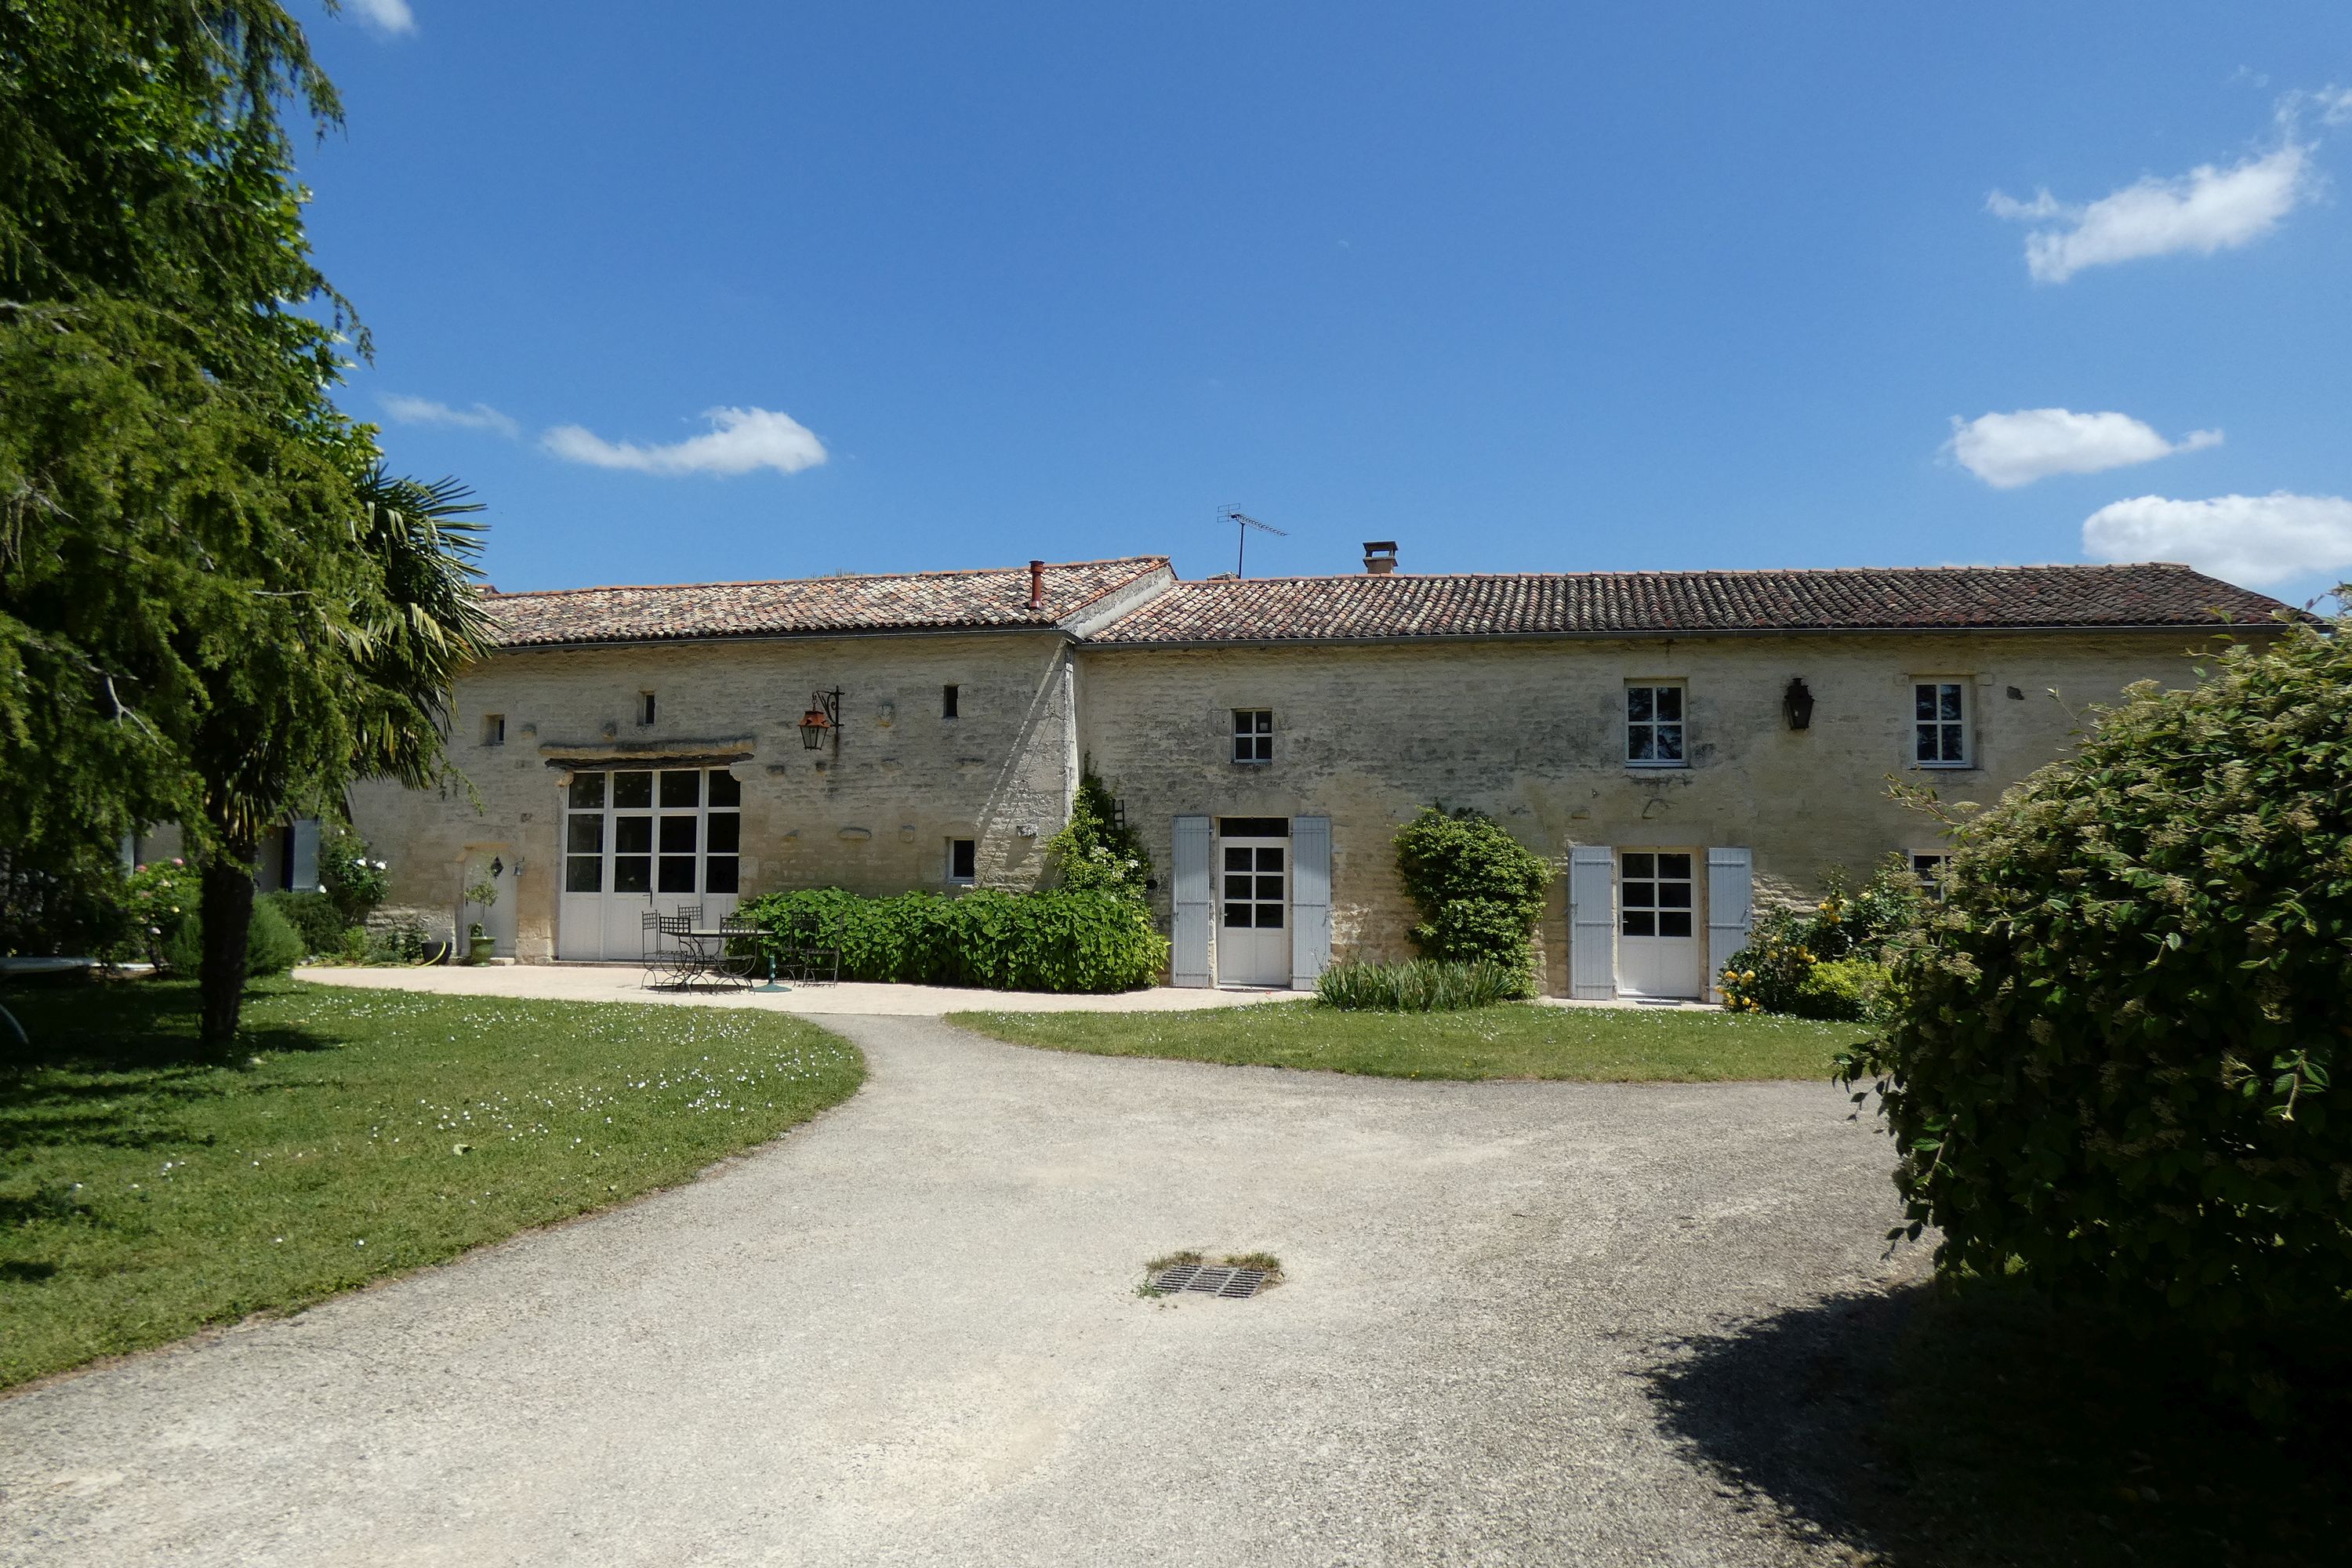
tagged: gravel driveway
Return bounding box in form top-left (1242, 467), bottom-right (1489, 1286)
top-left (0, 1014), bottom-right (1914, 1566)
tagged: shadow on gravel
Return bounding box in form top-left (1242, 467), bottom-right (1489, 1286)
top-left (1646, 1283), bottom-right (2352, 1568)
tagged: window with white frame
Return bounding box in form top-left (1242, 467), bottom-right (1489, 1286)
top-left (1232, 709), bottom-right (1272, 764)
top-left (949, 838), bottom-right (976, 883)
top-left (1910, 851), bottom-right (1952, 900)
top-left (1625, 683), bottom-right (1686, 766)
top-left (1912, 680), bottom-right (1969, 766)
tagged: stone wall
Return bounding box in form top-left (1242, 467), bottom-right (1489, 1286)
top-left (348, 630), bottom-right (1080, 962)
top-left (1074, 629), bottom-right (2246, 994)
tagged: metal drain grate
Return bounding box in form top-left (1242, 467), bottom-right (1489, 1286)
top-left (1152, 1263), bottom-right (1268, 1299)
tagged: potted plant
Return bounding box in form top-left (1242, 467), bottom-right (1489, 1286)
top-left (463, 875), bottom-right (500, 964)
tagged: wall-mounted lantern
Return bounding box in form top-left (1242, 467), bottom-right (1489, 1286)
top-left (799, 688), bottom-right (843, 753)
top-left (1783, 677), bottom-right (1815, 731)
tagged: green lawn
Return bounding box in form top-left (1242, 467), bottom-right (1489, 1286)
top-left (949, 999), bottom-right (1862, 1081)
top-left (0, 978), bottom-right (862, 1390)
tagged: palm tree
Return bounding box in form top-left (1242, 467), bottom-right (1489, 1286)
top-left (191, 464), bottom-right (491, 1043)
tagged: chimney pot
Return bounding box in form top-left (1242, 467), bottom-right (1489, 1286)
top-left (1362, 541), bottom-right (1398, 575)
top-left (1027, 559), bottom-right (1047, 611)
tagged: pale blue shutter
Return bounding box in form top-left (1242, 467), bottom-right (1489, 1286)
top-left (289, 818), bottom-right (322, 892)
top-left (1705, 847), bottom-right (1754, 1004)
top-left (1171, 815), bottom-right (1212, 988)
top-left (1568, 845), bottom-right (1615, 1000)
top-left (1290, 815), bottom-right (1331, 990)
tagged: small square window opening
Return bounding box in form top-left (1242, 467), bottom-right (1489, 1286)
top-left (942, 684), bottom-right (960, 719)
top-left (1913, 681), bottom-right (1969, 766)
top-left (1626, 684), bottom-right (1686, 766)
top-left (1911, 851), bottom-right (1952, 900)
top-left (481, 713), bottom-right (505, 746)
top-left (1232, 710), bottom-right (1273, 764)
top-left (949, 838), bottom-right (977, 882)
top-left (637, 691), bottom-right (657, 727)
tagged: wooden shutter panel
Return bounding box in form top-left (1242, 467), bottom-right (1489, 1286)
top-left (1171, 815), bottom-right (1212, 988)
top-left (1290, 816), bottom-right (1332, 990)
top-left (1568, 845), bottom-right (1615, 1000)
top-left (1705, 847), bottom-right (1754, 1004)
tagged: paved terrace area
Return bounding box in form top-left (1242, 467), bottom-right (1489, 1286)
top-left (1, 992), bottom-right (1911, 1566)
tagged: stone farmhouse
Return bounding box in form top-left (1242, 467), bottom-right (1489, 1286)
top-left (347, 546), bottom-right (2287, 1000)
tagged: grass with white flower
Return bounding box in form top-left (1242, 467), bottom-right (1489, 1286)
top-left (0, 978), bottom-right (861, 1389)
top-left (950, 998), bottom-right (1861, 1081)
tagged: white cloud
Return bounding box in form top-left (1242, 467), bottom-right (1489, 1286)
top-left (380, 394), bottom-right (519, 439)
top-left (1946, 408), bottom-right (2222, 488)
top-left (349, 0), bottom-right (416, 35)
top-left (2082, 492), bottom-right (2352, 586)
top-left (1988, 141), bottom-right (2315, 282)
top-left (542, 407), bottom-right (829, 477)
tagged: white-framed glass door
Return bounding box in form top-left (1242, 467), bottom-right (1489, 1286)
top-left (1215, 822), bottom-right (1291, 987)
top-left (558, 767), bottom-right (742, 960)
top-left (1617, 849), bottom-right (1700, 999)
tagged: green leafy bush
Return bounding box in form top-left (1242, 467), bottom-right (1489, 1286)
top-left (735, 887), bottom-right (1168, 993)
top-left (362, 918), bottom-right (446, 965)
top-left (1316, 958), bottom-right (1525, 1011)
top-left (162, 897), bottom-right (303, 978)
top-left (1044, 767), bottom-right (1152, 896)
top-left (1795, 956), bottom-right (1890, 1022)
top-left (0, 844), bottom-right (136, 960)
top-left (319, 827), bottom-right (391, 927)
top-left (263, 891), bottom-right (347, 956)
top-left (106, 857), bottom-right (200, 965)
top-left (1838, 608), bottom-right (2352, 1352)
top-left (1392, 805), bottom-right (1551, 992)
top-left (1719, 860), bottom-right (1925, 1017)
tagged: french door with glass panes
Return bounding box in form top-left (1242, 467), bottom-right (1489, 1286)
top-left (1617, 849), bottom-right (1700, 999)
top-left (558, 767), bottom-right (742, 960)
top-left (1217, 833), bottom-right (1292, 987)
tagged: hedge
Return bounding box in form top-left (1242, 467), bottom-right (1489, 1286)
top-left (733, 887), bottom-right (1168, 993)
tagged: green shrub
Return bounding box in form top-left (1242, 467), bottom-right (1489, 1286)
top-left (1044, 766), bottom-right (1152, 896)
top-left (319, 826), bottom-right (391, 927)
top-left (1838, 607), bottom-right (2352, 1354)
top-left (735, 887), bottom-right (1168, 993)
top-left (114, 857), bottom-right (200, 965)
top-left (1315, 958), bottom-right (1525, 1011)
top-left (1, 843), bottom-right (136, 960)
top-left (162, 897), bottom-right (304, 978)
top-left (263, 891), bottom-right (347, 956)
top-left (1392, 805), bottom-right (1550, 991)
top-left (1794, 956), bottom-right (1889, 1022)
top-left (364, 918), bottom-right (441, 965)
top-left (1719, 859), bottom-right (1926, 1016)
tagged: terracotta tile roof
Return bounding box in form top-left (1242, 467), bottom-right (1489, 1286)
top-left (1085, 564), bottom-right (2292, 643)
top-left (485, 557), bottom-right (1171, 648)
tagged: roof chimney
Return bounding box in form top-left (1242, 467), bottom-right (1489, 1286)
top-left (1027, 559), bottom-right (1046, 611)
top-left (1362, 541), bottom-right (1398, 575)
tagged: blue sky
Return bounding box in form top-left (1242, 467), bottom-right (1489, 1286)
top-left (305, 2), bottom-right (2352, 601)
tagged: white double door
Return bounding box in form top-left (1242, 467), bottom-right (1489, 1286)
top-left (1217, 833), bottom-right (1292, 987)
top-left (1616, 849), bottom-right (1701, 999)
top-left (557, 767), bottom-right (742, 960)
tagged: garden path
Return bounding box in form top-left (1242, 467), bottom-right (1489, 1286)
top-left (293, 961), bottom-right (1291, 1013)
top-left (0, 1011), bottom-right (1915, 1566)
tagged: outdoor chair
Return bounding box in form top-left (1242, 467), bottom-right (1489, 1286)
top-left (640, 909), bottom-right (689, 989)
top-left (766, 913), bottom-right (840, 987)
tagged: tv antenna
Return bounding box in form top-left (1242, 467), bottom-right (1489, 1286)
top-left (1219, 506), bottom-right (1287, 578)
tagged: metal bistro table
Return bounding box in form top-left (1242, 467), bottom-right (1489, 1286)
top-left (663, 915), bottom-right (760, 992)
